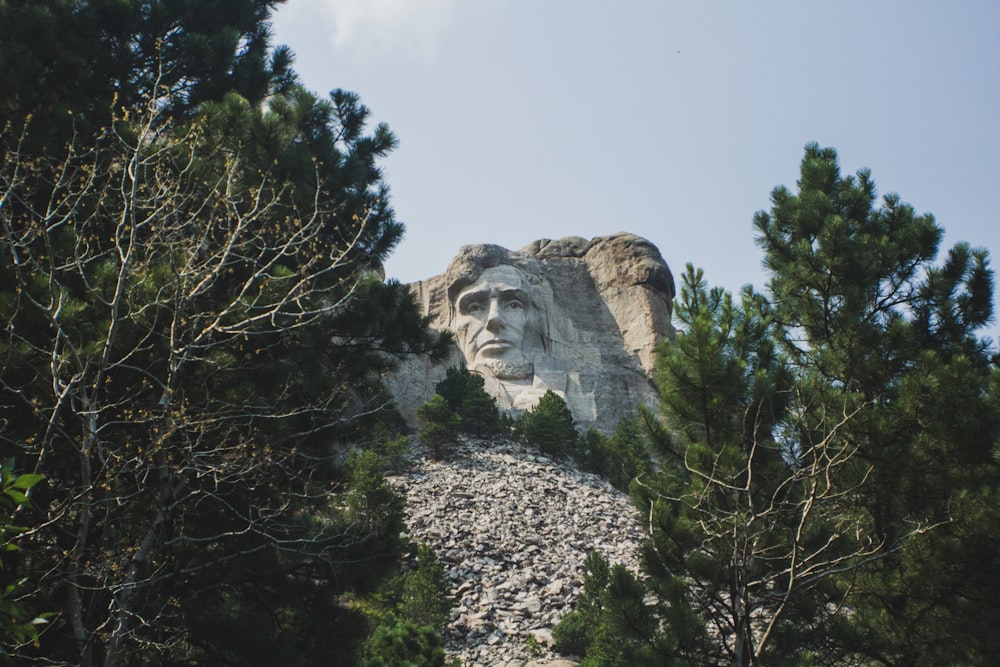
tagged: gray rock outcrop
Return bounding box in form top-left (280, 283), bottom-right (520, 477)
top-left (389, 232), bottom-right (674, 433)
top-left (389, 436), bottom-right (644, 666)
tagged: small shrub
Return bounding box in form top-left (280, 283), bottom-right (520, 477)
top-left (578, 428), bottom-right (609, 475)
top-left (398, 544), bottom-right (452, 629)
top-left (435, 366), bottom-right (501, 436)
top-left (346, 450), bottom-right (405, 540)
top-left (525, 633), bottom-right (544, 656)
top-left (416, 395), bottom-right (460, 460)
top-left (551, 552), bottom-right (654, 666)
top-left (434, 365), bottom-right (472, 412)
top-left (359, 615), bottom-right (446, 667)
top-left (369, 422), bottom-right (411, 470)
top-left (575, 418), bottom-right (651, 491)
top-left (552, 610), bottom-right (589, 656)
top-left (515, 390), bottom-right (578, 458)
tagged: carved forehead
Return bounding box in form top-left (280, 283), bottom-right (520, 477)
top-left (444, 246), bottom-right (543, 304)
top-left (459, 266), bottom-right (527, 294)
top-left (456, 266), bottom-right (529, 311)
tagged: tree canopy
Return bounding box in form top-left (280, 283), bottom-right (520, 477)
top-left (0, 2), bottom-right (447, 664)
top-left (557, 144), bottom-right (999, 667)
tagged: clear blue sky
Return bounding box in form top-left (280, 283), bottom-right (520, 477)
top-left (272, 0), bottom-right (1000, 346)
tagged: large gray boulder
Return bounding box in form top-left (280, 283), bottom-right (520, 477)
top-left (389, 232), bottom-right (674, 433)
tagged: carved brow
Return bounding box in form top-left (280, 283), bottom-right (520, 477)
top-left (458, 291), bottom-right (488, 312)
top-left (458, 287), bottom-right (529, 312)
top-left (499, 288), bottom-right (529, 303)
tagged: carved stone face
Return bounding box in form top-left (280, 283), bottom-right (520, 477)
top-left (453, 265), bottom-right (534, 379)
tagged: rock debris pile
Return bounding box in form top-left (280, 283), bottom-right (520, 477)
top-left (389, 437), bottom-right (645, 667)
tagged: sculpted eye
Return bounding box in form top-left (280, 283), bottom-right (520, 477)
top-left (506, 300), bottom-right (523, 310)
top-left (464, 302), bottom-right (484, 314)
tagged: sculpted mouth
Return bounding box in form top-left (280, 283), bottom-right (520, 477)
top-left (477, 339), bottom-right (514, 355)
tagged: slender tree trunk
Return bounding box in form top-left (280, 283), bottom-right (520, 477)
top-left (103, 473), bottom-right (171, 667)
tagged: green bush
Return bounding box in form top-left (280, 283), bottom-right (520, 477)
top-left (515, 390), bottom-right (578, 458)
top-left (552, 552), bottom-right (655, 666)
top-left (552, 609), bottom-right (590, 656)
top-left (0, 461), bottom-right (47, 652)
top-left (435, 366), bottom-right (502, 436)
top-left (416, 395), bottom-right (460, 460)
top-left (347, 541), bottom-right (452, 664)
top-left (575, 419), bottom-right (651, 491)
top-left (346, 450), bottom-right (405, 541)
top-left (398, 544), bottom-right (452, 629)
top-left (359, 615), bottom-right (446, 667)
top-left (369, 421), bottom-right (412, 470)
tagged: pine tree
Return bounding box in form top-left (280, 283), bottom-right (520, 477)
top-left (754, 144), bottom-right (1000, 665)
top-left (566, 145), bottom-right (1000, 667)
top-left (417, 395), bottom-right (460, 460)
top-left (577, 420), bottom-right (651, 491)
top-left (626, 264), bottom-right (881, 666)
top-left (359, 616), bottom-right (447, 667)
top-left (0, 0), bottom-right (296, 150)
top-left (515, 391), bottom-right (579, 458)
top-left (434, 366), bottom-right (501, 436)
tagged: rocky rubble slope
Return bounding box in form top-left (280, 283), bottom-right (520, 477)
top-left (389, 437), bottom-right (645, 667)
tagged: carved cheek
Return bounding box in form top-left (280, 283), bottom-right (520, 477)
top-left (454, 316), bottom-right (473, 346)
top-left (457, 314), bottom-right (485, 352)
top-left (506, 307), bottom-right (527, 333)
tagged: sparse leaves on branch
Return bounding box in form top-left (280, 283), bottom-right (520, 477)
top-left (0, 9), bottom-right (444, 663)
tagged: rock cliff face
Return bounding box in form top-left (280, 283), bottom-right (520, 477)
top-left (389, 232), bottom-right (674, 433)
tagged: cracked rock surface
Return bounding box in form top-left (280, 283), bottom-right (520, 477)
top-left (389, 437), bottom-right (645, 667)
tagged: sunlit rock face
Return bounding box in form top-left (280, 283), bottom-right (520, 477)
top-left (390, 232), bottom-right (675, 433)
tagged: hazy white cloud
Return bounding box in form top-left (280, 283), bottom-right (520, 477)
top-left (278, 0), bottom-right (467, 59)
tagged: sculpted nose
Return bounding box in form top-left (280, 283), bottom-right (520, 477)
top-left (485, 299), bottom-right (504, 332)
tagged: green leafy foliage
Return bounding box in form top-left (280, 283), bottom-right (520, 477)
top-left (347, 450), bottom-right (407, 545)
top-left (367, 422), bottom-right (413, 471)
top-left (397, 545), bottom-right (452, 630)
top-left (577, 419), bottom-right (651, 491)
top-left (417, 366), bottom-right (505, 460)
top-left (754, 144), bottom-right (1000, 664)
top-left (552, 552), bottom-right (656, 666)
top-left (0, 3), bottom-right (449, 664)
top-left (351, 540), bottom-right (452, 639)
top-left (0, 462), bottom-right (48, 654)
top-left (568, 145), bottom-right (1000, 667)
top-left (0, 0), bottom-right (297, 152)
top-left (626, 264), bottom-right (866, 666)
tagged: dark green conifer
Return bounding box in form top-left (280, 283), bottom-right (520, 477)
top-left (435, 366), bottom-right (502, 436)
top-left (417, 395), bottom-right (460, 460)
top-left (0, 2), bottom-right (449, 664)
top-left (754, 143), bottom-right (1000, 665)
top-left (515, 390), bottom-right (579, 458)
